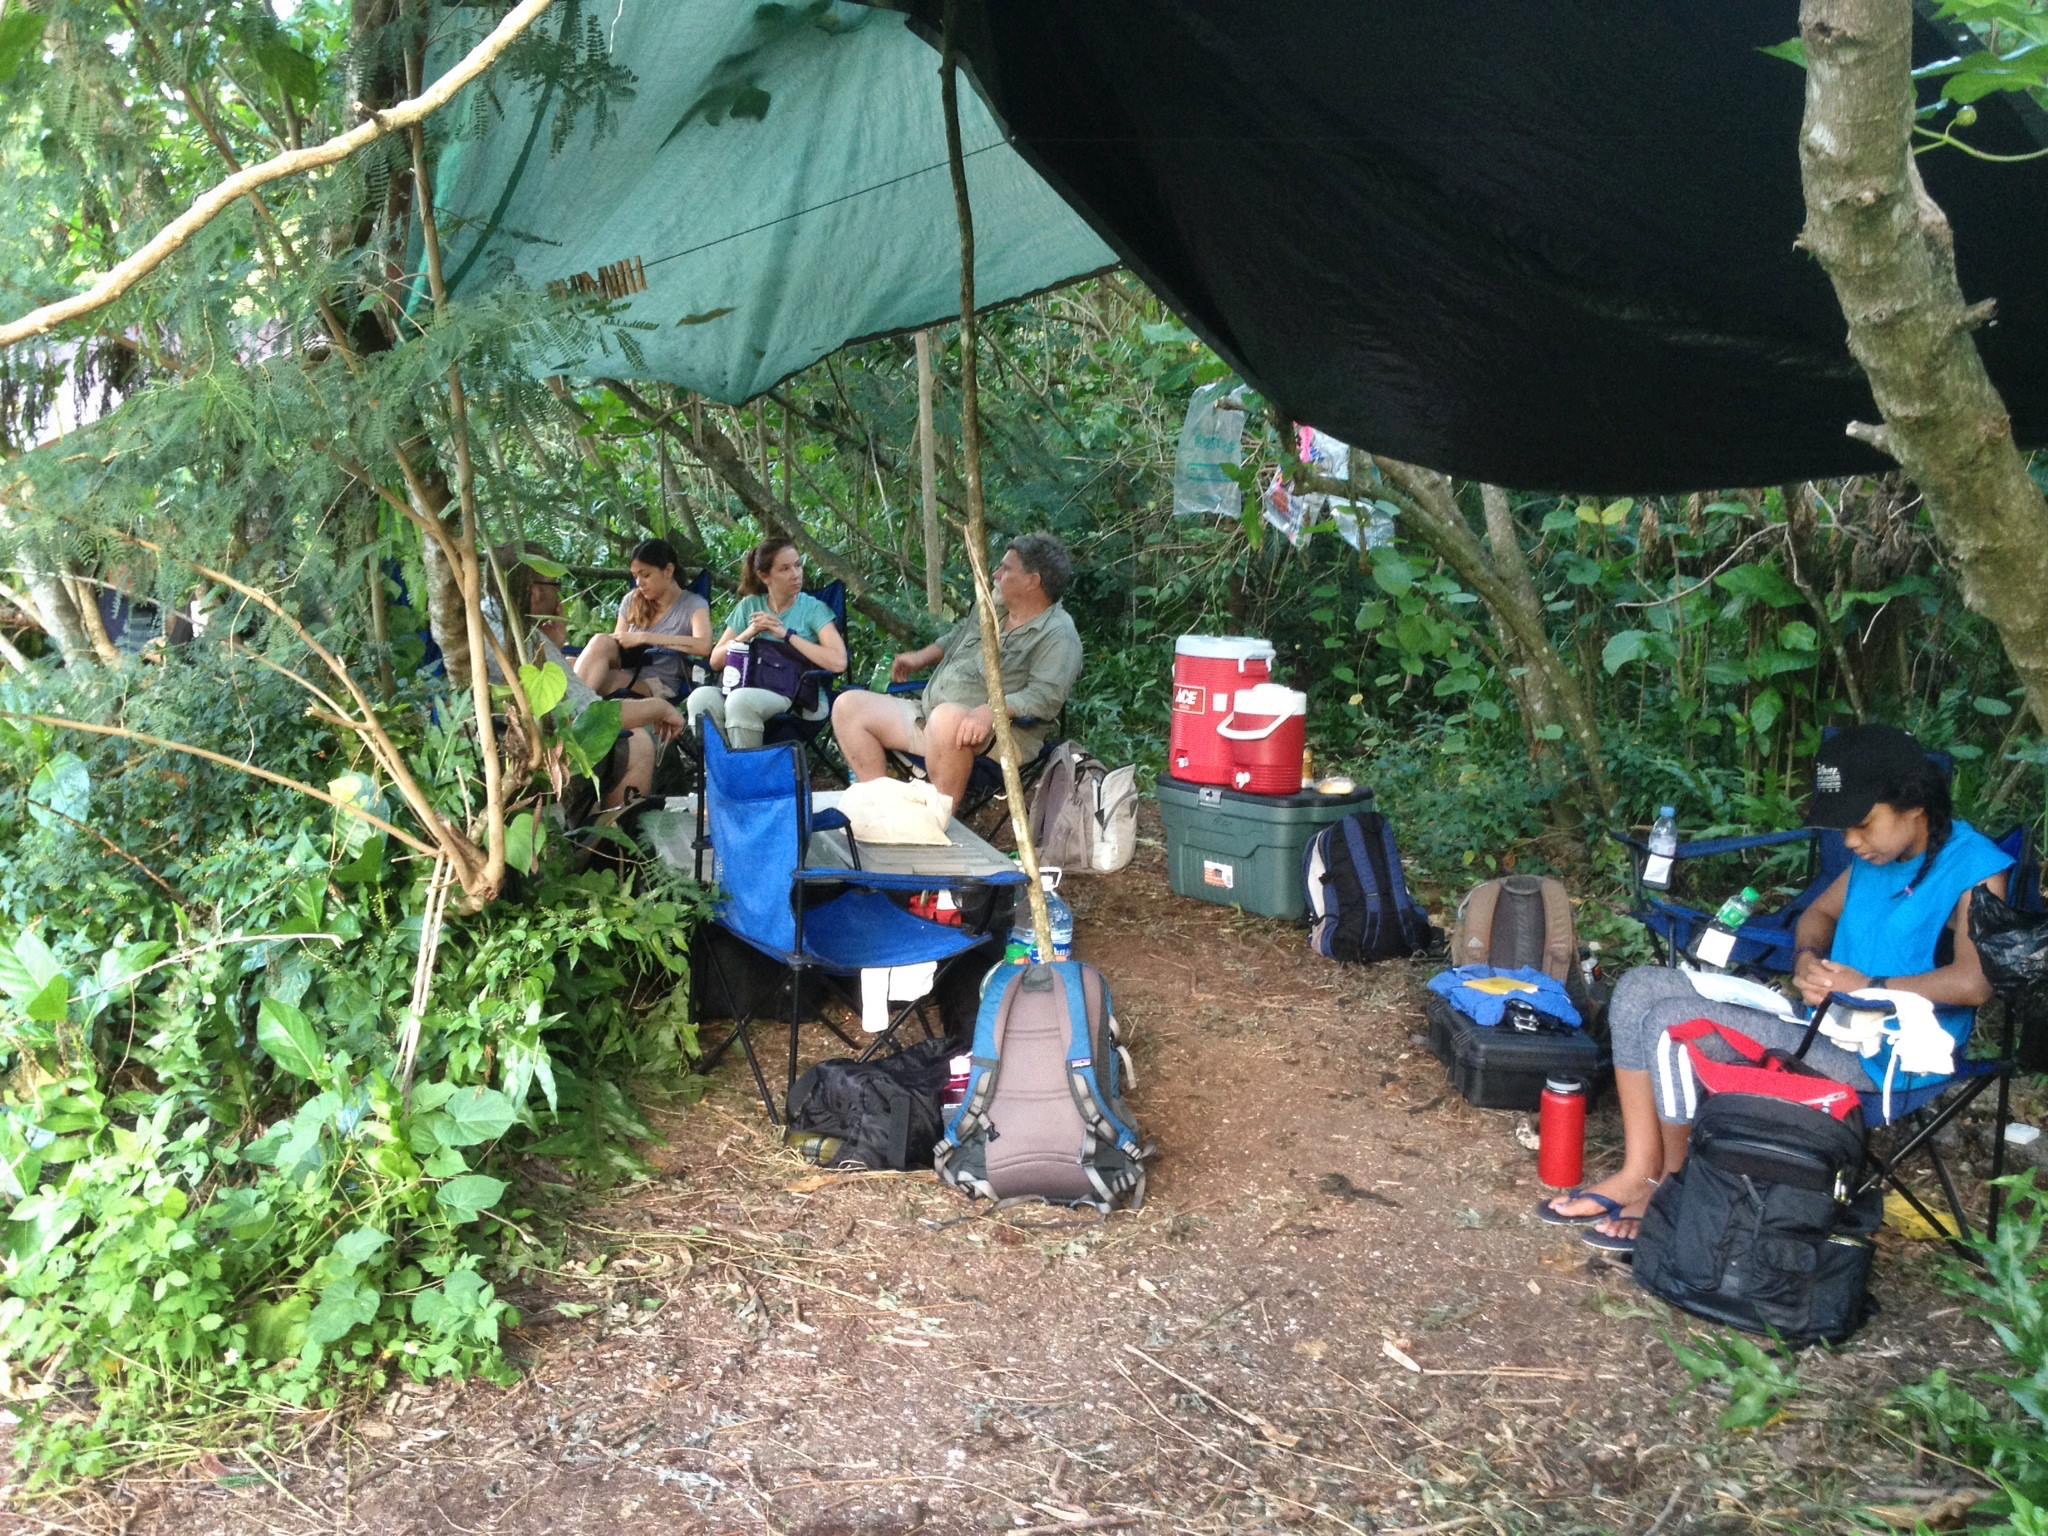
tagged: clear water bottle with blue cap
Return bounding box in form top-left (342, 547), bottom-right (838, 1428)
top-left (1644, 805), bottom-right (1678, 890)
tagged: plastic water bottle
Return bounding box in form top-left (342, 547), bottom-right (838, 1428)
top-left (1644, 805), bottom-right (1679, 890)
top-left (1007, 868), bottom-right (1075, 963)
top-left (1693, 885), bottom-right (1762, 972)
top-left (1714, 886), bottom-right (1762, 930)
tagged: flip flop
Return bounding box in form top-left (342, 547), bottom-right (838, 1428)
top-left (1582, 1218), bottom-right (1640, 1260)
top-left (1536, 1190), bottom-right (1623, 1227)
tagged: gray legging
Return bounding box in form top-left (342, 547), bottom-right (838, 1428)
top-left (686, 683), bottom-right (826, 750)
top-left (1608, 966), bottom-right (1876, 1126)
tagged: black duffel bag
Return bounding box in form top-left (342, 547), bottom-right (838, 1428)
top-left (784, 1038), bottom-right (952, 1171)
top-left (1635, 1090), bottom-right (1880, 1345)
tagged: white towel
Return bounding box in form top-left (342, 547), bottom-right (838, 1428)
top-left (858, 962), bottom-right (940, 1033)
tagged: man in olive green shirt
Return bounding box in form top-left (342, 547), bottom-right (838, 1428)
top-left (833, 532), bottom-right (1083, 807)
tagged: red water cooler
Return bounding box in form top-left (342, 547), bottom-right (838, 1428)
top-left (1171, 636), bottom-right (1275, 785)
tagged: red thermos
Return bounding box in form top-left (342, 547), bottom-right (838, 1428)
top-left (1537, 1076), bottom-right (1587, 1189)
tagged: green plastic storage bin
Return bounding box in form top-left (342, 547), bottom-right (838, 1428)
top-left (1156, 774), bottom-right (1375, 920)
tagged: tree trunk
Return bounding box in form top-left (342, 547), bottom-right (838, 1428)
top-left (1477, 483), bottom-right (1566, 776)
top-left (1369, 459), bottom-right (1617, 816)
top-left (915, 328), bottom-right (945, 616)
top-left (21, 561), bottom-right (96, 668)
top-left (1797, 0), bottom-right (2048, 735)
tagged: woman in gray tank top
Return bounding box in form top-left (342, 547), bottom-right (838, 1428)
top-left (572, 538), bottom-right (711, 701)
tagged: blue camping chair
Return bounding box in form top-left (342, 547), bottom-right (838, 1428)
top-left (1617, 759), bottom-right (2039, 1258)
top-left (693, 717), bottom-right (986, 1123)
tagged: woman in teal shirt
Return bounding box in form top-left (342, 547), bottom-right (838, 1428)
top-left (686, 538), bottom-right (848, 749)
top-left (1542, 724), bottom-right (2012, 1258)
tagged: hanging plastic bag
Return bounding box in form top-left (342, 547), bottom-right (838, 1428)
top-left (1173, 381), bottom-right (1247, 519)
top-left (1969, 885), bottom-right (2048, 1071)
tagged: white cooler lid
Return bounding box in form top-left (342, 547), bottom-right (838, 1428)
top-left (1176, 634), bottom-right (1276, 662)
top-left (1231, 683), bottom-right (1307, 717)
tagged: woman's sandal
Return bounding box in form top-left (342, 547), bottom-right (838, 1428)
top-left (1535, 1190), bottom-right (1623, 1227)
top-left (1582, 1217), bottom-right (1641, 1259)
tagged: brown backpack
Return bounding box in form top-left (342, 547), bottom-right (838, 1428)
top-left (1450, 875), bottom-right (1577, 981)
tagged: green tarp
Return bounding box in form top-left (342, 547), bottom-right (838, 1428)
top-left (432, 1), bottom-right (1113, 402)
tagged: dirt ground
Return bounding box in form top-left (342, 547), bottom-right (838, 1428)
top-left (12, 807), bottom-right (2031, 1535)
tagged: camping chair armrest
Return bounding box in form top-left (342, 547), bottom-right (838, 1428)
top-left (1610, 826), bottom-right (1816, 860)
top-left (807, 809), bottom-right (860, 870)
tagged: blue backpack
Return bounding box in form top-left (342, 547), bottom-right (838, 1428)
top-left (935, 961), bottom-right (1150, 1211)
top-left (1303, 810), bottom-right (1439, 963)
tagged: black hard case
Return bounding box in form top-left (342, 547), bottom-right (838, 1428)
top-left (1425, 992), bottom-right (1609, 1111)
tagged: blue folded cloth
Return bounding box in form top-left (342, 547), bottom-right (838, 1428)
top-left (1427, 965), bottom-right (1583, 1029)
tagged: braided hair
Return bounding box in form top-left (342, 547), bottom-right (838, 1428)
top-left (1874, 756), bottom-right (1954, 896)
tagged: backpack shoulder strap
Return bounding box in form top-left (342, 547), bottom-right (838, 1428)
top-left (1456, 879), bottom-right (1502, 967)
top-left (943, 968), bottom-right (1014, 1145)
top-left (1538, 878), bottom-right (1577, 982)
top-left (1054, 962), bottom-right (1141, 1155)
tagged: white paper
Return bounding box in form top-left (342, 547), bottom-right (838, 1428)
top-left (1641, 854), bottom-right (1673, 888)
top-left (1683, 970), bottom-right (1799, 1020)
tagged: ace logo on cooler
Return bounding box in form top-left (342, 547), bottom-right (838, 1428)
top-left (1172, 683), bottom-right (1206, 715)
top-left (1202, 859), bottom-right (1235, 890)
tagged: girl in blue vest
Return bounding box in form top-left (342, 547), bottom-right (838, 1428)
top-left (1542, 724), bottom-right (2012, 1258)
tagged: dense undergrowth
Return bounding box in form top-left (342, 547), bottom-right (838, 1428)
top-left (0, 654), bottom-right (705, 1484)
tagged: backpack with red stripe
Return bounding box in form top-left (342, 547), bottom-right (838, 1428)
top-left (1634, 1018), bottom-right (1879, 1344)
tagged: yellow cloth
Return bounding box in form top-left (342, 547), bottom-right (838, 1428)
top-left (1463, 975), bottom-right (1541, 997)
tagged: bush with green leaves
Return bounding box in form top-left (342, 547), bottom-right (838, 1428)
top-left (0, 654), bottom-right (706, 1485)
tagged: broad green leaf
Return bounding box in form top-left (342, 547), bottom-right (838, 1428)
top-left (332, 1225), bottom-right (389, 1269)
top-left (1602, 630), bottom-right (1653, 674)
top-left (0, 926), bottom-right (64, 1009)
top-left (436, 1174), bottom-right (508, 1222)
top-left (306, 1275), bottom-right (380, 1345)
top-left (24, 974), bottom-right (68, 1024)
top-left (1370, 552), bottom-right (1417, 597)
top-left (27, 753), bottom-right (89, 832)
top-left (1777, 621), bottom-right (1819, 651)
top-left (1974, 696), bottom-right (2015, 716)
top-left (505, 811), bottom-right (541, 876)
top-left (1750, 687), bottom-right (1785, 735)
top-left (567, 700), bottom-right (623, 776)
top-left (252, 34), bottom-right (321, 105)
top-left (258, 997), bottom-right (324, 1081)
top-left (249, 1296), bottom-right (310, 1361)
top-left (1599, 498), bottom-right (1633, 527)
top-left (518, 662), bottom-right (569, 717)
top-left (437, 1086), bottom-right (518, 1147)
top-left (1758, 36), bottom-right (1806, 67)
top-left (1535, 724), bottom-right (1565, 742)
top-left (1715, 562), bottom-right (1803, 609)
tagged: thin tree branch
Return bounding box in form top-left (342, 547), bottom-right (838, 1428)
top-left (5, 712), bottom-right (439, 856)
top-left (0, 0), bottom-right (559, 348)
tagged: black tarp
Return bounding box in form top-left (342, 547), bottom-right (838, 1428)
top-left (903, 2), bottom-right (2048, 493)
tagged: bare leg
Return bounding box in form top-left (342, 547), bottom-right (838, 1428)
top-left (920, 703), bottom-right (984, 808)
top-left (831, 690), bottom-right (923, 782)
top-left (1543, 1067), bottom-right (1665, 1223)
top-left (605, 728), bottom-right (656, 808)
top-left (575, 633), bottom-right (623, 692)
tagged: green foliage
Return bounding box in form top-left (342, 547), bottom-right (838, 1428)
top-left (1896, 1175), bottom-right (2048, 1525)
top-left (1666, 1329), bottom-right (1803, 1433)
top-left (0, 650), bottom-right (707, 1486)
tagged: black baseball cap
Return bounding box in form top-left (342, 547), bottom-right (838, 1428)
top-left (1805, 723), bottom-right (1930, 829)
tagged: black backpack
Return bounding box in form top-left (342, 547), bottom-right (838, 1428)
top-left (1634, 1091), bottom-right (1880, 1345)
top-left (785, 1039), bottom-right (952, 1171)
top-left (1303, 809), bottom-right (1439, 962)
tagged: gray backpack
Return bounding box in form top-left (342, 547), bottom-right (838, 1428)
top-left (1027, 743), bottom-right (1139, 874)
top-left (935, 961), bottom-right (1150, 1211)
